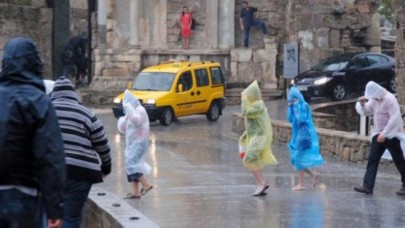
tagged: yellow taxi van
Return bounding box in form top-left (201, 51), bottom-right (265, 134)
top-left (112, 61), bottom-right (226, 125)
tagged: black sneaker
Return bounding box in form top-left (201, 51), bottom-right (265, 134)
top-left (354, 186), bottom-right (373, 195)
top-left (396, 187), bottom-right (405, 195)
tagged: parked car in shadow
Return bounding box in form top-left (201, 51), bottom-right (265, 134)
top-left (293, 52), bottom-right (397, 101)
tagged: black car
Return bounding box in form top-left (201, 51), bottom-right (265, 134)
top-left (294, 52), bottom-right (397, 101)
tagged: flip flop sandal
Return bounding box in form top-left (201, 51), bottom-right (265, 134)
top-left (260, 185), bottom-right (269, 195)
top-left (124, 193), bottom-right (141, 199)
top-left (140, 186), bottom-right (153, 196)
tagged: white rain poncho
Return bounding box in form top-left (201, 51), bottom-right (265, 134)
top-left (117, 90), bottom-right (151, 175)
top-left (356, 81), bottom-right (405, 140)
top-left (356, 81), bottom-right (405, 159)
top-left (239, 80), bottom-right (278, 171)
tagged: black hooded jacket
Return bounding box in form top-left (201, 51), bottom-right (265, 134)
top-left (0, 37), bottom-right (66, 219)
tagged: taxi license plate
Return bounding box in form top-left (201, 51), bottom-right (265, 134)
top-left (297, 85), bottom-right (308, 91)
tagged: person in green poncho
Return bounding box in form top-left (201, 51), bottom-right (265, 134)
top-left (239, 80), bottom-right (278, 196)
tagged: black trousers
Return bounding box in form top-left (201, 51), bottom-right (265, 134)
top-left (364, 135), bottom-right (405, 190)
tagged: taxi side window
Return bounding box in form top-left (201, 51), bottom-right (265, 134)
top-left (195, 68), bottom-right (209, 87)
top-left (178, 71), bottom-right (193, 92)
top-left (210, 67), bottom-right (224, 85)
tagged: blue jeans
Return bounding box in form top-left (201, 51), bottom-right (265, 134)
top-left (62, 178), bottom-right (92, 228)
top-left (243, 19), bottom-right (267, 47)
top-left (0, 188), bottom-right (44, 228)
top-left (364, 136), bottom-right (405, 190)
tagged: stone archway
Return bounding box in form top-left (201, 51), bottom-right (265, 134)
top-left (393, 0), bottom-right (405, 105)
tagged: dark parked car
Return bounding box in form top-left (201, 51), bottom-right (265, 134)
top-left (294, 52), bottom-right (397, 101)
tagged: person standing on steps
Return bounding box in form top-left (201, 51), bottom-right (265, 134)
top-left (239, 1), bottom-right (267, 48)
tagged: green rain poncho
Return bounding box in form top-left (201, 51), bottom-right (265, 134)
top-left (239, 80), bottom-right (278, 171)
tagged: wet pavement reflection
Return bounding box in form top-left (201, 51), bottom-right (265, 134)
top-left (96, 100), bottom-right (405, 228)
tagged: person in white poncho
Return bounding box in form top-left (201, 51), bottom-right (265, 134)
top-left (354, 81), bottom-right (405, 195)
top-left (118, 90), bottom-right (153, 199)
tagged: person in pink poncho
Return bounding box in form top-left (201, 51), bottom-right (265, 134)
top-left (354, 81), bottom-right (405, 195)
top-left (118, 90), bottom-right (153, 199)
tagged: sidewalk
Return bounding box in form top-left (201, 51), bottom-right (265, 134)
top-left (94, 102), bottom-right (405, 227)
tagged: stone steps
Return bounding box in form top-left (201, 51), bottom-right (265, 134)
top-left (225, 88), bottom-right (284, 105)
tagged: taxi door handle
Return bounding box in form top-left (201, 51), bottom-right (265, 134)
top-left (190, 91), bottom-right (195, 96)
top-left (196, 91), bottom-right (201, 95)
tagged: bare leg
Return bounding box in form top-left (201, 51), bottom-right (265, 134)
top-left (303, 169), bottom-right (319, 188)
top-left (252, 170), bottom-right (266, 187)
top-left (138, 176), bottom-right (152, 190)
top-left (292, 171), bottom-right (305, 191)
top-left (185, 37), bottom-right (189, 49)
top-left (130, 181), bottom-right (140, 196)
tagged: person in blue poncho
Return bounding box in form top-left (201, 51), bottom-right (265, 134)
top-left (287, 86), bottom-right (325, 191)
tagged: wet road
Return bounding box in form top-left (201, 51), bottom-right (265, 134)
top-left (95, 100), bottom-right (405, 228)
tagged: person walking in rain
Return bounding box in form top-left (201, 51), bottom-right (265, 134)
top-left (354, 81), bottom-right (405, 195)
top-left (287, 86), bottom-right (324, 191)
top-left (51, 77), bottom-right (112, 227)
top-left (0, 37), bottom-right (65, 228)
top-left (118, 90), bottom-right (153, 199)
top-left (239, 80), bottom-right (278, 196)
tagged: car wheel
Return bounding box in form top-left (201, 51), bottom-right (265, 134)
top-left (159, 107), bottom-right (174, 126)
top-left (206, 101), bottom-right (220, 121)
top-left (388, 78), bottom-right (397, 93)
top-left (331, 83), bottom-right (346, 101)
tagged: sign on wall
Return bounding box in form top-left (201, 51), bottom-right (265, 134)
top-left (283, 42), bottom-right (299, 79)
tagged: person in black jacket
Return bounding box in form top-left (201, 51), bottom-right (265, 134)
top-left (51, 77), bottom-right (112, 228)
top-left (0, 37), bottom-right (66, 228)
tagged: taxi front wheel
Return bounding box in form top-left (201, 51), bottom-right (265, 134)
top-left (160, 107), bottom-right (174, 126)
top-left (206, 102), bottom-right (220, 121)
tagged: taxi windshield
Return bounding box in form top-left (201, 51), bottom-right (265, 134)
top-left (132, 72), bottom-right (175, 91)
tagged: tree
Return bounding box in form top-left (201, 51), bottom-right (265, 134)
top-left (379, 0), bottom-right (394, 24)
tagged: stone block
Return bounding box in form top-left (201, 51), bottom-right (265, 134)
top-left (329, 29), bottom-right (340, 48)
top-left (231, 49), bottom-right (253, 62)
top-left (356, 0), bottom-right (369, 14)
top-left (261, 62), bottom-right (277, 84)
top-left (253, 49), bottom-right (274, 63)
top-left (316, 28), bottom-right (330, 49)
top-left (346, 3), bottom-right (356, 14)
top-left (237, 62), bottom-right (262, 82)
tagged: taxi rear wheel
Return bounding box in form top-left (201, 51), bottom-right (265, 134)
top-left (206, 101), bottom-right (220, 121)
top-left (160, 107), bottom-right (174, 126)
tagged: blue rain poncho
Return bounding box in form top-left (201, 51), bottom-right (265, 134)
top-left (239, 80), bottom-right (278, 171)
top-left (287, 86), bottom-right (324, 171)
top-left (117, 90), bottom-right (151, 175)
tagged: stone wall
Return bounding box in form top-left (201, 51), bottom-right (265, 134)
top-left (0, 3), bottom-right (52, 77)
top-left (0, 1), bottom-right (91, 79)
top-left (312, 99), bottom-right (358, 131)
top-left (232, 113), bottom-right (371, 163)
top-left (393, 0), bottom-right (405, 106)
top-left (94, 0), bottom-right (382, 90)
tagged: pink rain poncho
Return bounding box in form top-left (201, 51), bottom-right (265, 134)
top-left (239, 80), bottom-right (278, 171)
top-left (287, 86), bottom-right (325, 171)
top-left (117, 90), bottom-right (151, 176)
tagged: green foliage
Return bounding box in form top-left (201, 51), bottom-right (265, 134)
top-left (379, 0), bottom-right (394, 23)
